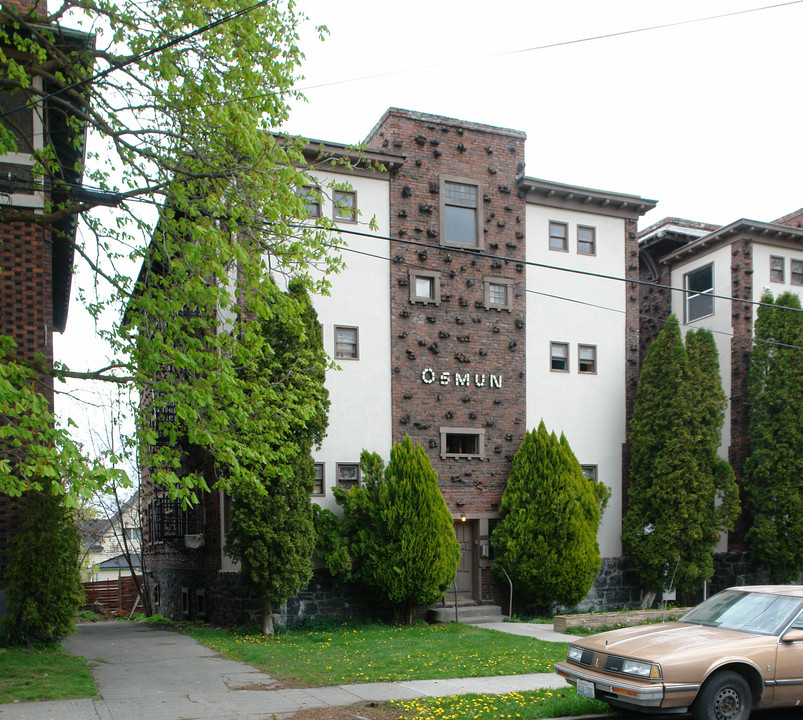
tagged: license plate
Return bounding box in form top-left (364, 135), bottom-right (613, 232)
top-left (576, 679), bottom-right (595, 698)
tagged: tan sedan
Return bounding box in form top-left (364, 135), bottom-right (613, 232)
top-left (555, 585), bottom-right (803, 720)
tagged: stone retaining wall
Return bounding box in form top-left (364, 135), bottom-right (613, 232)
top-left (554, 607), bottom-right (688, 633)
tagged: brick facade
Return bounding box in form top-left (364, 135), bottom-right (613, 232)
top-left (0, 219), bottom-right (56, 589)
top-left (367, 109), bottom-right (527, 600)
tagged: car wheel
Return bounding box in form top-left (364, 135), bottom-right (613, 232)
top-left (692, 670), bottom-right (752, 720)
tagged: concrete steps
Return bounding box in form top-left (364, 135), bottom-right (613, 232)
top-left (426, 603), bottom-right (506, 624)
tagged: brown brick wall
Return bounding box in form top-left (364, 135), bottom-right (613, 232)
top-left (367, 110), bottom-right (527, 523)
top-left (0, 219), bottom-right (54, 590)
top-left (728, 237), bottom-right (754, 550)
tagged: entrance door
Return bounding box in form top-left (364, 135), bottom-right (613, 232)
top-left (454, 521), bottom-right (474, 598)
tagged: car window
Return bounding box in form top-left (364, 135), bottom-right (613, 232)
top-left (791, 610), bottom-right (803, 631)
top-left (681, 591), bottom-right (802, 635)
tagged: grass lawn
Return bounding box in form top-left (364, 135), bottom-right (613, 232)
top-left (183, 620), bottom-right (609, 718)
top-left (185, 620), bottom-right (567, 686)
top-left (0, 645), bottom-right (97, 704)
top-left (391, 688), bottom-right (609, 719)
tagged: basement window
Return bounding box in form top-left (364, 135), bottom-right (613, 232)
top-left (440, 427), bottom-right (486, 459)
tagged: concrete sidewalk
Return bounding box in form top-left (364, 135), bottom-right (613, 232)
top-left (0, 621), bottom-right (570, 720)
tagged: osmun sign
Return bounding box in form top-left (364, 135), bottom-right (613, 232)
top-left (421, 368), bottom-right (503, 388)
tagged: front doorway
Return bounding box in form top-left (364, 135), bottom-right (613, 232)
top-left (454, 520), bottom-right (476, 599)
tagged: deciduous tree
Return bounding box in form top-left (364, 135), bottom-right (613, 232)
top-left (1, 0), bottom-right (350, 504)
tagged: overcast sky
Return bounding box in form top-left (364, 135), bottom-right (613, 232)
top-left (53, 0), bottom-right (803, 457)
top-left (284, 0), bottom-right (803, 229)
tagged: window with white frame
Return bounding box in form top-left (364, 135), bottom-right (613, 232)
top-left (333, 189), bottom-right (357, 222)
top-left (770, 255), bottom-right (785, 283)
top-left (440, 427), bottom-right (486, 459)
top-left (550, 342), bottom-right (569, 371)
top-left (312, 463), bottom-right (324, 495)
top-left (577, 226), bottom-right (596, 255)
top-left (409, 269), bottom-right (440, 304)
top-left (684, 264), bottom-right (714, 322)
top-left (336, 463), bottom-right (360, 490)
top-left (792, 259), bottom-right (803, 286)
top-left (334, 326), bottom-right (359, 359)
top-left (578, 345), bottom-right (597, 374)
top-left (549, 221), bottom-right (568, 251)
top-left (441, 177), bottom-right (482, 248)
top-left (483, 277), bottom-right (513, 311)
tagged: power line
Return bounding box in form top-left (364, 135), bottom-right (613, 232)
top-left (294, 1), bottom-right (803, 94)
top-left (305, 222), bottom-right (803, 316)
top-left (320, 225), bottom-right (803, 353)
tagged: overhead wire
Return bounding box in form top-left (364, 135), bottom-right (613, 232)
top-left (294, 1), bottom-right (803, 94)
top-left (319, 223), bottom-right (803, 354)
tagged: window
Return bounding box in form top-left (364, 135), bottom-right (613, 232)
top-left (410, 270), bottom-right (441, 304)
top-left (483, 277), bottom-right (513, 311)
top-left (441, 176), bottom-right (482, 249)
top-left (334, 326), bottom-right (359, 359)
top-left (549, 221), bottom-right (568, 251)
top-left (792, 260), bottom-right (803, 286)
top-left (333, 189), bottom-right (357, 222)
top-left (336, 463), bottom-right (360, 490)
top-left (440, 427), bottom-right (486, 459)
top-left (0, 88), bottom-right (35, 152)
top-left (312, 463), bottom-right (324, 495)
top-left (550, 342), bottom-right (569, 371)
top-left (578, 345), bottom-right (597, 374)
top-left (684, 264), bottom-right (714, 322)
top-left (581, 465), bottom-right (598, 482)
top-left (770, 256), bottom-right (785, 283)
top-left (577, 226), bottom-right (596, 255)
top-left (299, 185), bottom-right (321, 218)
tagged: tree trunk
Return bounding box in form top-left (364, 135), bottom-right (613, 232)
top-left (261, 597), bottom-right (274, 635)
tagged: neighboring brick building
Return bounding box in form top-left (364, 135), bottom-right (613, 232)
top-left (0, 1), bottom-right (93, 614)
top-left (638, 210), bottom-right (803, 559)
top-left (141, 108), bottom-right (658, 623)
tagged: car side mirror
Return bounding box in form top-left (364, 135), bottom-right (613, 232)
top-left (781, 628), bottom-right (803, 643)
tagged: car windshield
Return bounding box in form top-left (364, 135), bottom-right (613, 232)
top-left (680, 590), bottom-right (803, 635)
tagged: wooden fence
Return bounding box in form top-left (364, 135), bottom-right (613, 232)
top-left (82, 575), bottom-right (141, 615)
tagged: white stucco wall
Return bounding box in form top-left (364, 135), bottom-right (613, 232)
top-left (525, 204), bottom-right (628, 558)
top-left (751, 242), bottom-right (803, 305)
top-left (306, 170), bottom-right (392, 512)
top-left (670, 244), bottom-right (733, 459)
top-left (669, 244), bottom-right (734, 553)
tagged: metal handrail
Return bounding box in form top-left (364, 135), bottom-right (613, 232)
top-left (498, 564), bottom-right (513, 618)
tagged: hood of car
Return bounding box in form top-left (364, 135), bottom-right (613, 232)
top-left (574, 621), bottom-right (770, 661)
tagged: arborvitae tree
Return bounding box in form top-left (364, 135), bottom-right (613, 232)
top-left (623, 316), bottom-right (739, 593)
top-left (685, 329), bottom-right (740, 540)
top-left (3, 490), bottom-right (84, 642)
top-left (491, 421), bottom-right (604, 613)
top-left (224, 279), bottom-right (329, 635)
top-left (335, 438), bottom-right (459, 625)
top-left (744, 291), bottom-right (803, 582)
